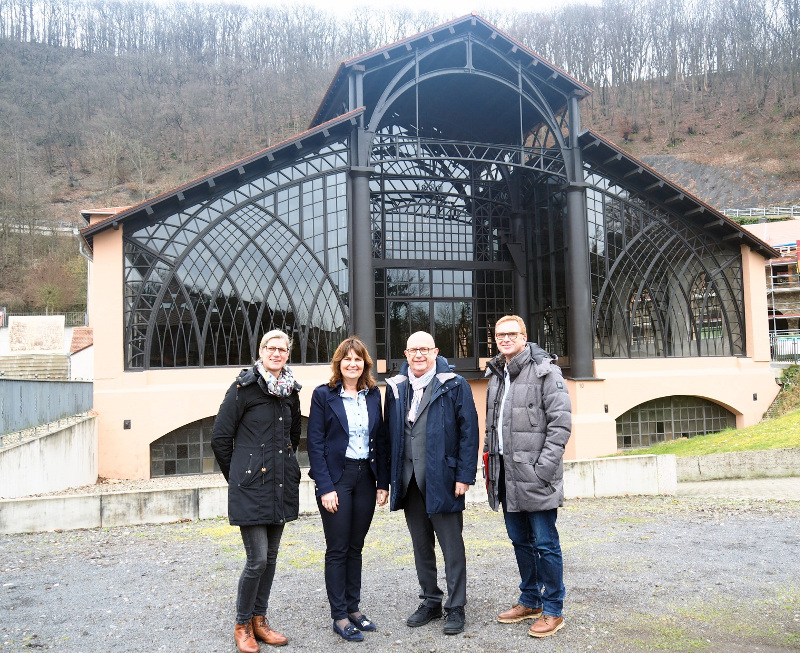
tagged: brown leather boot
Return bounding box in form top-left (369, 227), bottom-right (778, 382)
top-left (234, 621), bottom-right (259, 653)
top-left (252, 615), bottom-right (288, 646)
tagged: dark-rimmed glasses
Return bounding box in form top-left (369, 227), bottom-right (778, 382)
top-left (495, 332), bottom-right (522, 342)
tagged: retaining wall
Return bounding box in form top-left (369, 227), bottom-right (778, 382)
top-left (0, 415), bottom-right (97, 499)
top-left (677, 448), bottom-right (800, 482)
top-left (0, 455), bottom-right (676, 534)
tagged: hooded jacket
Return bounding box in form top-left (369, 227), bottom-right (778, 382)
top-left (384, 355), bottom-right (479, 514)
top-left (484, 343), bottom-right (572, 513)
top-left (211, 364), bottom-right (302, 526)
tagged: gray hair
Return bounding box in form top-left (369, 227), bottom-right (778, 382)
top-left (259, 329), bottom-right (292, 351)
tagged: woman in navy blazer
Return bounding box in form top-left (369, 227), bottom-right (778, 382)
top-left (307, 337), bottom-right (390, 642)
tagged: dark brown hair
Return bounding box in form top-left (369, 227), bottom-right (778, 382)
top-left (328, 337), bottom-right (376, 390)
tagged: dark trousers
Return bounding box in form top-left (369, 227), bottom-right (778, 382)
top-left (403, 475), bottom-right (467, 609)
top-left (317, 458), bottom-right (377, 620)
top-left (236, 523), bottom-right (285, 624)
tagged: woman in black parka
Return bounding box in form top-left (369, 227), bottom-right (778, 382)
top-left (212, 329), bottom-right (302, 653)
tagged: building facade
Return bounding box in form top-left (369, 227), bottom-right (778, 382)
top-left (81, 15), bottom-right (780, 479)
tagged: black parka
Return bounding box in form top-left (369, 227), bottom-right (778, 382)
top-left (211, 365), bottom-right (302, 526)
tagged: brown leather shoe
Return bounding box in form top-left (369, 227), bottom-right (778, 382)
top-left (234, 621), bottom-right (259, 653)
top-left (252, 616), bottom-right (288, 646)
top-left (528, 615), bottom-right (565, 638)
top-left (497, 603), bottom-right (543, 623)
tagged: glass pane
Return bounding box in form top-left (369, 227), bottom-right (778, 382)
top-left (388, 300), bottom-right (430, 361)
top-left (454, 301), bottom-right (473, 359)
top-left (389, 301), bottom-right (409, 361)
top-left (434, 302), bottom-right (455, 359)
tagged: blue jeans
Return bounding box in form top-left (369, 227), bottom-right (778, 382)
top-left (236, 524), bottom-right (285, 624)
top-left (500, 465), bottom-right (564, 617)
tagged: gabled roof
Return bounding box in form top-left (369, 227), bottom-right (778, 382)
top-left (70, 326), bottom-right (93, 354)
top-left (310, 13), bottom-right (591, 129)
top-left (79, 108), bottom-right (365, 251)
top-left (579, 130), bottom-right (779, 259)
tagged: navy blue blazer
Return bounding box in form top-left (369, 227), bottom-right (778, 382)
top-left (306, 383), bottom-right (390, 497)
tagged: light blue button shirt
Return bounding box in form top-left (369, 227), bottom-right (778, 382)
top-left (341, 387), bottom-right (370, 460)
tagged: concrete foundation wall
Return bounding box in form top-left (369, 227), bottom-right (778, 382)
top-left (0, 455), bottom-right (677, 534)
top-left (677, 448), bottom-right (800, 482)
top-left (564, 455), bottom-right (678, 498)
top-left (0, 416), bottom-right (97, 499)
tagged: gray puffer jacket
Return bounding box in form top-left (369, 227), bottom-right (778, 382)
top-left (484, 343), bottom-right (572, 512)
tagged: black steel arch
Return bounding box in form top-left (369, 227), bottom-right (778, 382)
top-left (364, 35), bottom-right (571, 180)
top-left (122, 143), bottom-right (351, 369)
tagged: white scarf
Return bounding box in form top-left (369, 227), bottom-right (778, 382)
top-left (407, 366), bottom-right (436, 423)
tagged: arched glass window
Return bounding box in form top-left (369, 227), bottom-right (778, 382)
top-left (586, 173), bottom-right (745, 358)
top-left (123, 143), bottom-right (350, 368)
top-left (616, 396), bottom-right (736, 449)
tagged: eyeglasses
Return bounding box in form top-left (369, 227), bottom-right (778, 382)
top-left (262, 346), bottom-right (289, 355)
top-left (405, 347), bottom-right (434, 356)
top-left (495, 332), bottom-right (522, 342)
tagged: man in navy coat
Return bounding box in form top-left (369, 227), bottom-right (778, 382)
top-left (384, 331), bottom-right (480, 635)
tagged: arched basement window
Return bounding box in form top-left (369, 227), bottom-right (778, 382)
top-left (150, 417), bottom-right (219, 477)
top-left (616, 396), bottom-right (735, 450)
top-left (150, 416), bottom-right (310, 477)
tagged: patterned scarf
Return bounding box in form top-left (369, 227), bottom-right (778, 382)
top-left (256, 361), bottom-right (296, 397)
top-left (407, 366), bottom-right (436, 423)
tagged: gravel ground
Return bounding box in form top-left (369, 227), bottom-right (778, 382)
top-left (1, 496), bottom-right (799, 653)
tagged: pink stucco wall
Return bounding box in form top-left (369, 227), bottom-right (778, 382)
top-left (86, 214), bottom-right (780, 479)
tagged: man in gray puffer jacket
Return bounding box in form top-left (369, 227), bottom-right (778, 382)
top-left (484, 315), bottom-right (572, 639)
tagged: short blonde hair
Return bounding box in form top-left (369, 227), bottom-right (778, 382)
top-left (259, 329), bottom-right (292, 351)
top-left (495, 315), bottom-right (527, 336)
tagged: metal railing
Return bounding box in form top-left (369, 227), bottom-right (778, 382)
top-left (2, 311), bottom-right (88, 327)
top-left (770, 330), bottom-right (800, 364)
top-left (0, 379), bottom-right (93, 444)
top-left (722, 206), bottom-right (800, 219)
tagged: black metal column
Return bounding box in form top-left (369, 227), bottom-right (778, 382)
top-left (349, 165), bottom-right (377, 360)
top-left (565, 93), bottom-right (595, 379)
top-left (510, 210), bottom-right (529, 326)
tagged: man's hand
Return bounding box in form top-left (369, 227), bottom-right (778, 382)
top-left (376, 489), bottom-right (389, 506)
top-left (454, 482), bottom-right (470, 498)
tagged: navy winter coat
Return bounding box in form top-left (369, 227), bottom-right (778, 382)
top-left (306, 383), bottom-right (390, 497)
top-left (384, 356), bottom-right (480, 514)
top-left (211, 365), bottom-right (302, 526)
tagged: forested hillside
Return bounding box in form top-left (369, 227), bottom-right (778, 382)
top-left (1, 0), bottom-right (800, 312)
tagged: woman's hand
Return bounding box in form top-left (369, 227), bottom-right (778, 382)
top-left (321, 491), bottom-right (339, 513)
top-left (376, 490), bottom-right (388, 506)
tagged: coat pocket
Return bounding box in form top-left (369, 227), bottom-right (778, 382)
top-left (510, 449), bottom-right (552, 493)
top-left (236, 452), bottom-right (262, 488)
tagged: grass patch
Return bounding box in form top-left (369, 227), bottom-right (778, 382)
top-left (627, 615), bottom-right (711, 651)
top-left (773, 365), bottom-right (800, 418)
top-left (616, 408), bottom-right (800, 457)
